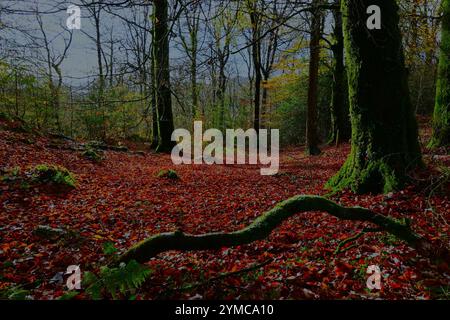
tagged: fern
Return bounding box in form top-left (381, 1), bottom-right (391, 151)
top-left (0, 285), bottom-right (30, 300)
top-left (83, 260), bottom-right (151, 299)
top-left (102, 242), bottom-right (118, 255)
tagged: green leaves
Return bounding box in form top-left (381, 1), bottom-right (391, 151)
top-left (103, 242), bottom-right (119, 256)
top-left (82, 260), bottom-right (152, 300)
top-left (0, 285), bottom-right (30, 300)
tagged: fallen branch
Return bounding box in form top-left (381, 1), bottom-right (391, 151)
top-left (119, 195), bottom-right (447, 264)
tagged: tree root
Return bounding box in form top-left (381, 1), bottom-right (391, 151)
top-left (334, 228), bottom-right (382, 255)
top-left (118, 195), bottom-right (447, 264)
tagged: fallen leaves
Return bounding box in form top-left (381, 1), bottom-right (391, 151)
top-left (0, 122), bottom-right (449, 300)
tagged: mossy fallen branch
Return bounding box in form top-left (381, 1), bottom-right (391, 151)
top-left (119, 195), bottom-right (446, 264)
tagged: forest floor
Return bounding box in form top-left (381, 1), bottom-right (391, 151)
top-left (0, 116), bottom-right (449, 300)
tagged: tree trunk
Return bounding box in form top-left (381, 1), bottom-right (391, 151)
top-left (249, 5), bottom-right (262, 132)
top-left (150, 47), bottom-right (159, 150)
top-left (329, 1), bottom-right (350, 146)
top-left (326, 0), bottom-right (422, 194)
top-left (189, 10), bottom-right (200, 121)
top-left (429, 0), bottom-right (450, 149)
top-left (53, 64), bottom-right (63, 132)
top-left (93, 7), bottom-right (105, 140)
top-left (305, 0), bottom-right (322, 156)
top-left (191, 57), bottom-right (198, 120)
top-left (261, 74), bottom-right (269, 129)
top-left (153, 0), bottom-right (175, 153)
top-left (217, 62), bottom-right (227, 131)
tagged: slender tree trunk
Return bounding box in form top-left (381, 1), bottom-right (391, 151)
top-left (109, 28), bottom-right (114, 87)
top-left (429, 0), bottom-right (450, 148)
top-left (153, 0), bottom-right (175, 153)
top-left (14, 70), bottom-right (19, 117)
top-left (261, 74), bottom-right (269, 129)
top-left (53, 64), bottom-right (63, 132)
top-left (191, 56), bottom-right (198, 120)
top-left (150, 45), bottom-right (159, 149)
top-left (326, 0), bottom-right (422, 194)
top-left (190, 15), bottom-right (199, 121)
top-left (217, 61), bottom-right (227, 131)
top-left (93, 7), bottom-right (105, 140)
top-left (249, 7), bottom-right (262, 132)
top-left (329, 1), bottom-right (350, 146)
top-left (305, 0), bottom-right (322, 155)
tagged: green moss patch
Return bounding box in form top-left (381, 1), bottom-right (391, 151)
top-left (157, 169), bottom-right (179, 180)
top-left (29, 164), bottom-right (77, 188)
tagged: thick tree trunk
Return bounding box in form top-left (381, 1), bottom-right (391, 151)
top-left (429, 0), bottom-right (450, 149)
top-left (118, 195), bottom-right (444, 264)
top-left (305, 1), bottom-right (322, 155)
top-left (329, 2), bottom-right (350, 146)
top-left (326, 0), bottom-right (422, 194)
top-left (153, 0), bottom-right (175, 153)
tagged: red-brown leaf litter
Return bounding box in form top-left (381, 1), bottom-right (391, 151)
top-left (0, 117), bottom-right (448, 300)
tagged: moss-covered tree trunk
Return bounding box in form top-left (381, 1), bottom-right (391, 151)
top-left (326, 0), bottom-right (422, 194)
top-left (429, 0), bottom-right (450, 149)
top-left (305, 0), bottom-right (323, 155)
top-left (153, 0), bottom-right (175, 153)
top-left (329, 1), bottom-right (350, 145)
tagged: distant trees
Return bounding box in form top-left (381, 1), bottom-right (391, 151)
top-left (400, 0), bottom-right (441, 114)
top-left (82, 0), bottom-right (107, 138)
top-left (206, 2), bottom-right (237, 131)
top-left (429, 0), bottom-right (450, 148)
top-left (327, 0), bottom-right (422, 193)
top-left (34, 11), bottom-right (73, 131)
top-left (177, 1), bottom-right (202, 121)
top-left (0, 0), bottom-right (444, 157)
top-left (122, 5), bottom-right (153, 141)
